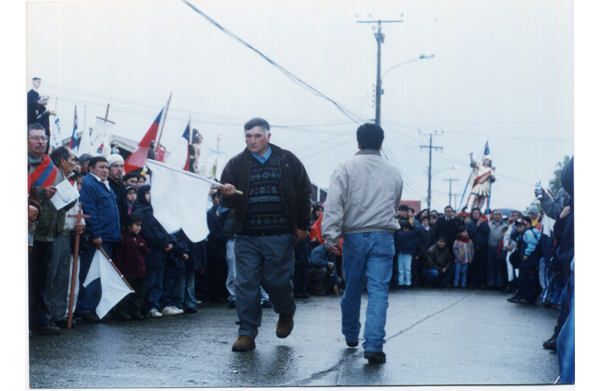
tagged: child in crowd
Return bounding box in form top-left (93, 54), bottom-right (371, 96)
top-left (453, 226), bottom-right (474, 288)
top-left (132, 185), bottom-right (177, 318)
top-left (394, 221), bottom-right (420, 288)
top-left (125, 186), bottom-right (137, 215)
top-left (112, 213), bottom-right (150, 321)
top-left (161, 231), bottom-right (190, 315)
top-left (415, 216), bottom-right (436, 287)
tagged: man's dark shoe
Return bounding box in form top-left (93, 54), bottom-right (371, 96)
top-left (80, 313), bottom-right (101, 323)
top-left (31, 324), bottom-right (61, 336)
top-left (346, 339), bottom-right (358, 348)
top-left (131, 314), bottom-right (145, 321)
top-left (232, 335), bottom-right (256, 352)
top-left (364, 351), bottom-right (386, 364)
top-left (54, 319), bottom-right (77, 328)
top-left (507, 294), bottom-right (522, 303)
top-left (276, 311), bottom-right (295, 338)
top-left (184, 307), bottom-right (198, 313)
top-left (517, 297), bottom-right (534, 305)
top-left (229, 300), bottom-right (236, 308)
top-left (543, 337), bottom-right (557, 351)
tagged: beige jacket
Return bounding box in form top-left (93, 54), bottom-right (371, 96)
top-left (321, 149), bottom-right (403, 247)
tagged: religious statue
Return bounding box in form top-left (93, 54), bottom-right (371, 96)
top-left (189, 129), bottom-right (203, 174)
top-left (468, 152), bottom-right (495, 210)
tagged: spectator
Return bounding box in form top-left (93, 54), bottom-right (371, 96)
top-left (76, 156), bottom-right (121, 323)
top-left (452, 226), bottom-right (474, 288)
top-left (538, 187), bottom-right (570, 220)
top-left (415, 216), bottom-right (436, 287)
top-left (112, 213), bottom-right (150, 321)
top-left (528, 206), bottom-right (540, 230)
top-left (435, 206), bottom-right (462, 251)
top-left (422, 236), bottom-right (453, 287)
top-left (507, 217), bottom-right (541, 305)
top-left (79, 154), bottom-right (92, 175)
top-left (487, 209), bottom-right (508, 289)
top-left (44, 147), bottom-right (83, 329)
top-left (161, 231), bottom-right (189, 316)
top-left (122, 172), bottom-right (142, 188)
top-left (132, 185), bottom-right (176, 318)
top-left (28, 124), bottom-right (62, 335)
top-left (106, 154), bottom-right (128, 228)
top-left (408, 208), bottom-right (421, 230)
top-left (311, 204), bottom-right (323, 225)
top-left (466, 207), bottom-right (490, 289)
top-left (219, 117), bottom-right (312, 352)
top-left (125, 186), bottom-right (137, 214)
top-left (502, 210), bottom-right (522, 293)
top-left (206, 192), bottom-right (230, 304)
top-left (309, 243), bottom-right (340, 295)
top-left (393, 221), bottom-right (420, 289)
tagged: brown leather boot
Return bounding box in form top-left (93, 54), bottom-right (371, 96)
top-left (276, 311), bottom-right (295, 338)
top-left (232, 335), bottom-right (256, 352)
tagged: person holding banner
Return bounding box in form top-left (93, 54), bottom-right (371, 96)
top-left (219, 117), bottom-right (312, 352)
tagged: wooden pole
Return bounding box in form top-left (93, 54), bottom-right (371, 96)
top-left (67, 203), bottom-right (90, 329)
top-left (98, 247), bottom-right (134, 291)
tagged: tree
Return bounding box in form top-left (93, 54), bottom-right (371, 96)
top-left (549, 155), bottom-right (571, 196)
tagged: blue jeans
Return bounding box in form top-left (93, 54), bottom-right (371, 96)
top-left (341, 232), bottom-right (394, 353)
top-left (183, 268), bottom-right (196, 309)
top-left (143, 265), bottom-right (165, 313)
top-left (453, 263), bottom-right (468, 287)
top-left (422, 264), bottom-right (454, 286)
top-left (162, 273), bottom-right (184, 309)
top-left (395, 253), bottom-right (412, 286)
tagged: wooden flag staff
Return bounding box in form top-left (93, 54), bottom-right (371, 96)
top-left (98, 247), bottom-right (134, 291)
top-left (67, 203), bottom-right (90, 329)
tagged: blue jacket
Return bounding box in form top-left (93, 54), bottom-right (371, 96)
top-left (466, 219), bottom-right (490, 252)
top-left (132, 200), bottom-right (176, 269)
top-left (394, 228), bottom-right (420, 255)
top-left (511, 227), bottom-right (541, 268)
top-left (79, 173), bottom-right (121, 242)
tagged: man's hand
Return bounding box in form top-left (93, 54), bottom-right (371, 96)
top-left (220, 184), bottom-right (237, 197)
top-left (165, 244), bottom-right (173, 252)
top-left (44, 186), bottom-right (57, 200)
top-left (327, 262), bottom-right (335, 272)
top-left (477, 218), bottom-right (483, 226)
top-left (28, 206), bottom-right (39, 226)
top-left (523, 255), bottom-right (529, 262)
top-left (442, 267), bottom-right (447, 274)
top-left (93, 237), bottom-right (102, 249)
top-left (333, 285), bottom-right (339, 296)
top-left (182, 254), bottom-right (189, 261)
top-left (324, 243), bottom-right (341, 256)
top-left (74, 223), bottom-right (85, 235)
top-left (294, 228), bottom-right (308, 245)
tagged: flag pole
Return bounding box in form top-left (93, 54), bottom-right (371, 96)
top-left (156, 93), bottom-right (172, 152)
top-left (98, 247), bottom-right (134, 291)
top-left (67, 203), bottom-right (90, 329)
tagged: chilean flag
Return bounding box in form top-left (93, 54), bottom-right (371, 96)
top-left (69, 106), bottom-right (78, 154)
top-left (124, 102), bottom-right (168, 173)
top-left (165, 121), bottom-right (191, 171)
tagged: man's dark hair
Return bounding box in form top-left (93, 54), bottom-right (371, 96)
top-left (511, 210), bottom-right (523, 218)
top-left (27, 123), bottom-right (45, 137)
top-left (444, 205), bottom-right (453, 212)
top-left (33, 77), bottom-right (41, 81)
top-left (50, 146), bottom-right (71, 167)
top-left (400, 221), bottom-right (413, 230)
top-left (456, 226), bottom-right (468, 238)
top-left (124, 213), bottom-right (143, 228)
top-left (79, 153), bottom-right (93, 165)
top-left (471, 207), bottom-right (481, 217)
top-left (122, 172), bottom-right (142, 183)
top-left (88, 156), bottom-right (108, 169)
top-left (70, 171), bottom-right (83, 181)
top-left (409, 207), bottom-right (415, 213)
top-left (356, 123), bottom-right (384, 150)
top-left (421, 216), bottom-right (430, 223)
top-left (521, 216), bottom-right (532, 225)
top-left (244, 117), bottom-right (270, 133)
top-left (398, 204), bottom-right (409, 212)
top-left (437, 235), bottom-right (447, 242)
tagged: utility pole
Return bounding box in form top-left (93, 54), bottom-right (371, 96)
top-left (419, 131), bottom-right (443, 211)
top-left (357, 18), bottom-right (402, 125)
top-left (443, 178), bottom-right (460, 208)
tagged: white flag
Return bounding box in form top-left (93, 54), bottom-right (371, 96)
top-left (145, 159), bottom-right (212, 242)
top-left (83, 249), bottom-right (133, 319)
top-left (90, 118), bottom-right (115, 156)
top-left (50, 117), bottom-right (62, 150)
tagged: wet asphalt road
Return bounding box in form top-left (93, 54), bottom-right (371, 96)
top-left (29, 286), bottom-right (560, 388)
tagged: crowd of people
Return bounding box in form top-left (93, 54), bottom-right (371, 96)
top-left (27, 112), bottom-right (574, 379)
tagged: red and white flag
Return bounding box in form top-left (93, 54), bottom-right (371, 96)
top-left (124, 100), bottom-right (168, 173)
top-left (165, 120), bottom-right (191, 171)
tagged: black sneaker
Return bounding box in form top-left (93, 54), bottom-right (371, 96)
top-left (507, 294), bottom-right (522, 303)
top-left (184, 307), bottom-right (198, 313)
top-left (261, 300), bottom-right (272, 308)
top-left (346, 340), bottom-right (358, 348)
top-left (364, 351), bottom-right (386, 364)
top-left (31, 324), bottom-right (61, 336)
top-left (543, 337), bottom-right (557, 351)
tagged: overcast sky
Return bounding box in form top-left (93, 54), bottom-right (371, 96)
top-left (24, 0), bottom-right (574, 212)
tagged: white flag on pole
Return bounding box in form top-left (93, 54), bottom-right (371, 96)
top-left (83, 249), bottom-right (133, 319)
top-left (90, 118), bottom-right (115, 156)
top-left (145, 159), bottom-right (212, 242)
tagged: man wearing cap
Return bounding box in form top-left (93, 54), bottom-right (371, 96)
top-left (468, 152), bottom-right (495, 210)
top-left (76, 156), bottom-right (121, 322)
top-left (219, 117), bottom-right (312, 352)
top-left (107, 154), bottom-right (128, 228)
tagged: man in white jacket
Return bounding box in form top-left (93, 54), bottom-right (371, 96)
top-left (321, 123), bottom-right (403, 364)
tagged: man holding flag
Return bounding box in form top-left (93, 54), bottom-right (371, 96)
top-left (27, 124), bottom-right (63, 335)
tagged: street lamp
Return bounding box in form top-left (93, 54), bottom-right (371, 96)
top-left (376, 54), bottom-right (434, 125)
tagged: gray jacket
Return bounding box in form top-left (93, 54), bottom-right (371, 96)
top-left (488, 219), bottom-right (508, 246)
top-left (321, 149), bottom-right (403, 247)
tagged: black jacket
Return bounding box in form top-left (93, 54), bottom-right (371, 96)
top-left (219, 143), bottom-right (312, 235)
